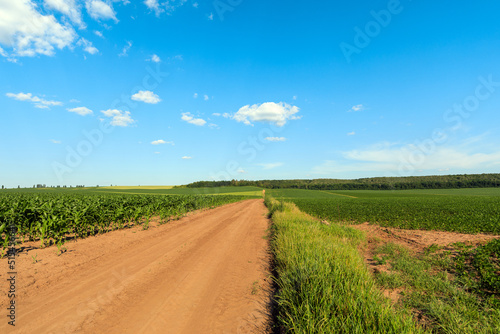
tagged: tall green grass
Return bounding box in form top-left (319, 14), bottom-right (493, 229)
top-left (265, 196), bottom-right (422, 333)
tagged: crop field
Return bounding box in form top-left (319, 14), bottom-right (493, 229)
top-left (267, 188), bottom-right (500, 234)
top-left (0, 191), bottom-right (245, 255)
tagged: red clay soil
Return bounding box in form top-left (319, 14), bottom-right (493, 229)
top-left (0, 199), bottom-right (272, 334)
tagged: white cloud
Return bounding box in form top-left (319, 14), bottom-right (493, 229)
top-left (192, 2), bottom-right (198, 8)
top-left (181, 112), bottom-right (206, 126)
top-left (100, 109), bottom-right (134, 127)
top-left (0, 0), bottom-right (76, 57)
top-left (212, 113), bottom-right (221, 116)
top-left (145, 0), bottom-right (187, 16)
top-left (232, 102), bottom-right (300, 127)
top-left (257, 162), bottom-right (283, 170)
top-left (182, 156), bottom-right (192, 159)
top-left (119, 41), bottom-right (132, 56)
top-left (50, 139), bottom-right (62, 144)
top-left (193, 93), bottom-right (198, 99)
top-left (77, 38), bottom-right (98, 54)
top-left (45, 0), bottom-right (85, 28)
top-left (69, 98), bottom-right (80, 103)
top-left (154, 151), bottom-right (161, 154)
top-left (237, 168), bottom-right (245, 173)
top-left (144, 0), bottom-right (161, 16)
top-left (94, 30), bottom-right (103, 38)
top-left (67, 106), bottom-right (93, 115)
top-left (347, 131), bottom-right (356, 136)
top-left (6, 92), bottom-right (63, 108)
top-left (293, 95), bottom-right (297, 100)
top-left (131, 90), bottom-right (161, 104)
top-left (265, 137), bottom-right (286, 142)
top-left (85, 0), bottom-right (117, 22)
top-left (348, 104), bottom-right (364, 112)
top-left (208, 12), bottom-right (214, 20)
top-left (151, 139), bottom-right (174, 145)
top-left (312, 140), bottom-right (500, 176)
top-left (204, 94), bottom-right (209, 101)
top-left (148, 54), bottom-right (160, 63)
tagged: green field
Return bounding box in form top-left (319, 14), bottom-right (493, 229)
top-left (267, 188), bottom-right (500, 234)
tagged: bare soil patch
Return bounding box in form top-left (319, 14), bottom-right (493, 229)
top-left (0, 199), bottom-right (272, 334)
top-left (352, 222), bottom-right (500, 304)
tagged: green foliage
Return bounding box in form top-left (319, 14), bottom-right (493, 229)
top-left (266, 197), bottom-right (422, 333)
top-left (268, 190), bottom-right (500, 234)
top-left (0, 192), bottom-right (243, 254)
top-left (373, 242), bottom-right (500, 333)
top-left (187, 173), bottom-right (500, 190)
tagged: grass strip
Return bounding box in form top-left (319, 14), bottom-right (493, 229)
top-left (265, 196), bottom-right (422, 333)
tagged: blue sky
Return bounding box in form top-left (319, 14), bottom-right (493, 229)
top-left (1, 0), bottom-right (500, 187)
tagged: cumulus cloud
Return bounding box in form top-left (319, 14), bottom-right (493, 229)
top-left (101, 109), bottom-right (134, 127)
top-left (0, 0), bottom-right (76, 57)
top-left (181, 112), bottom-right (206, 126)
top-left (6, 92), bottom-right (63, 109)
top-left (151, 139), bottom-right (174, 145)
top-left (45, 0), bottom-right (85, 28)
top-left (232, 102), bottom-right (300, 127)
top-left (77, 38), bottom-right (98, 54)
top-left (85, 0), bottom-right (117, 22)
top-left (348, 104), bottom-right (364, 112)
top-left (94, 30), bottom-right (103, 38)
top-left (265, 137), bottom-right (286, 142)
top-left (257, 162), bottom-right (283, 170)
top-left (131, 90), bottom-right (161, 104)
top-left (67, 106), bottom-right (93, 115)
top-left (182, 156), bottom-right (192, 159)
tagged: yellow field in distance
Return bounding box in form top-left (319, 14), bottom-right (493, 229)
top-left (101, 186), bottom-right (175, 190)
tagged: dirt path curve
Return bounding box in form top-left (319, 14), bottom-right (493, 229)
top-left (0, 199), bottom-right (272, 334)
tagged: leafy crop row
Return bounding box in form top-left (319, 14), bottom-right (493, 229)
top-left (288, 196), bottom-right (500, 234)
top-left (0, 192), bottom-right (242, 255)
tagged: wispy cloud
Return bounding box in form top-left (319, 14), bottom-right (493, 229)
top-left (6, 92), bottom-right (63, 109)
top-left (119, 41), bottom-right (132, 57)
top-left (50, 139), bottom-right (62, 144)
top-left (147, 54), bottom-right (161, 63)
top-left (257, 162), bottom-right (283, 170)
top-left (348, 104), bottom-right (364, 112)
top-left (204, 94), bottom-right (209, 101)
top-left (182, 156), bottom-right (192, 159)
top-left (101, 109), bottom-right (135, 127)
top-left (151, 139), bottom-right (174, 145)
top-left (312, 139), bottom-right (500, 176)
top-left (67, 106), bottom-right (93, 116)
top-left (181, 112), bottom-right (206, 126)
top-left (86, 0), bottom-right (118, 22)
top-left (77, 38), bottom-right (99, 55)
top-left (193, 93), bottom-right (198, 99)
top-left (265, 137), bottom-right (286, 142)
top-left (347, 131), bottom-right (356, 136)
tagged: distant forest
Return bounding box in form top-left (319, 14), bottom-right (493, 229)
top-left (185, 173), bottom-right (500, 190)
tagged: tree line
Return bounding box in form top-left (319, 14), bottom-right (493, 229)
top-left (185, 173), bottom-right (500, 190)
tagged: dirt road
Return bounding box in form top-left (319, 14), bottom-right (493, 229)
top-left (0, 199), bottom-right (272, 334)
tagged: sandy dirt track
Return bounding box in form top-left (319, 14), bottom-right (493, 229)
top-left (0, 199), bottom-right (272, 334)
